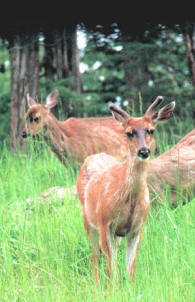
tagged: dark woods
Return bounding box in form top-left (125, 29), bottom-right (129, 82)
top-left (6, 27), bottom-right (82, 148)
top-left (0, 20), bottom-right (194, 148)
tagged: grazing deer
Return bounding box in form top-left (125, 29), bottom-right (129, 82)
top-left (149, 129), bottom-right (195, 206)
top-left (22, 90), bottom-right (128, 165)
top-left (76, 97), bottom-right (175, 281)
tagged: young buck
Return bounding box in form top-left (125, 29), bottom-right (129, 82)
top-left (76, 97), bottom-right (175, 281)
top-left (22, 90), bottom-right (128, 165)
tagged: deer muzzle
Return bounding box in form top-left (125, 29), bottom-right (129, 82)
top-left (22, 130), bottom-right (27, 138)
top-left (137, 147), bottom-right (150, 159)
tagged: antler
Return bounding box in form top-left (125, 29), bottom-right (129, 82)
top-left (145, 96), bottom-right (164, 117)
top-left (109, 103), bottom-right (130, 121)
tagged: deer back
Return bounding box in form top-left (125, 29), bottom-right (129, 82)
top-left (149, 129), bottom-right (195, 202)
top-left (61, 117), bottom-right (128, 164)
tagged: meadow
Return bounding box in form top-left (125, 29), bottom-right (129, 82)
top-left (0, 114), bottom-right (194, 301)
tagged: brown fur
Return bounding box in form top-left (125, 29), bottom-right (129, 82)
top-left (24, 91), bottom-right (128, 165)
top-left (149, 129), bottom-right (195, 206)
top-left (24, 91), bottom-right (190, 208)
top-left (77, 98), bottom-right (175, 281)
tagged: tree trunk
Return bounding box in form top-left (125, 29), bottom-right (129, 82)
top-left (182, 23), bottom-right (195, 87)
top-left (55, 30), bottom-right (69, 80)
top-left (63, 29), bottom-right (69, 78)
top-left (52, 27), bottom-right (83, 117)
top-left (9, 36), bottom-right (21, 149)
top-left (9, 33), bottom-right (40, 149)
top-left (43, 31), bottom-right (55, 94)
top-left (28, 37), bottom-right (40, 99)
top-left (67, 27), bottom-right (83, 94)
top-left (55, 31), bottom-right (64, 80)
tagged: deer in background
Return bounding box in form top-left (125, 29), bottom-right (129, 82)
top-left (76, 97), bottom-right (175, 282)
top-left (23, 90), bottom-right (194, 207)
top-left (149, 129), bottom-right (195, 206)
top-left (22, 90), bottom-right (128, 165)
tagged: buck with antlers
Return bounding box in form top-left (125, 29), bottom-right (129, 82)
top-left (22, 90), bottom-right (128, 165)
top-left (76, 97), bottom-right (175, 281)
top-left (23, 90), bottom-right (193, 208)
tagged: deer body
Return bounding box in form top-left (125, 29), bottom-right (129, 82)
top-left (23, 91), bottom-right (127, 165)
top-left (149, 129), bottom-right (195, 205)
top-left (77, 97), bottom-right (175, 281)
top-left (83, 153), bottom-right (150, 236)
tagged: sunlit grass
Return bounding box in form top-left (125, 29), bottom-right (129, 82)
top-left (0, 138), bottom-right (194, 301)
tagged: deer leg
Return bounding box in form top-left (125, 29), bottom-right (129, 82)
top-left (82, 208), bottom-right (90, 238)
top-left (108, 225), bottom-right (118, 270)
top-left (88, 227), bottom-right (100, 283)
top-left (99, 224), bottom-right (112, 278)
top-left (82, 208), bottom-right (100, 282)
top-left (126, 231), bottom-right (141, 280)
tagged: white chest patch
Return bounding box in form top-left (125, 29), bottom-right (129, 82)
top-left (145, 192), bottom-right (150, 204)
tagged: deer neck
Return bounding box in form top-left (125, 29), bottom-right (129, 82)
top-left (123, 152), bottom-right (149, 194)
top-left (43, 114), bottom-right (69, 163)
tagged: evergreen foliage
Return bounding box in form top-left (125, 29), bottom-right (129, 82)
top-left (81, 24), bottom-right (195, 119)
top-left (0, 22), bottom-right (194, 301)
top-left (0, 23), bottom-right (194, 142)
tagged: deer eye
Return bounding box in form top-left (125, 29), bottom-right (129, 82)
top-left (126, 130), bottom-right (136, 138)
top-left (34, 117), bottom-right (40, 123)
top-left (146, 129), bottom-right (155, 135)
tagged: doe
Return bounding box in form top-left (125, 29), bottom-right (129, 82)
top-left (22, 90), bottom-right (128, 165)
top-left (76, 96), bottom-right (175, 281)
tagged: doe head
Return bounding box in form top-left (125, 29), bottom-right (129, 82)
top-left (22, 90), bottom-right (59, 139)
top-left (109, 96), bottom-right (175, 160)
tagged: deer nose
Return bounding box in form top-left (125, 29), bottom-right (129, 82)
top-left (138, 147), bottom-right (150, 159)
top-left (22, 131), bottom-right (27, 138)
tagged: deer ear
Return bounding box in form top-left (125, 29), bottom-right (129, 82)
top-left (109, 103), bottom-right (130, 125)
top-left (26, 94), bottom-right (37, 108)
top-left (45, 90), bottom-right (59, 110)
top-left (152, 102), bottom-right (175, 125)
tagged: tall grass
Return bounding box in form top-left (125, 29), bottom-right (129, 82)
top-left (0, 136), bottom-right (194, 301)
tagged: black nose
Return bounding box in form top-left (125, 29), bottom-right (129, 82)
top-left (22, 131), bottom-right (27, 138)
top-left (138, 148), bottom-right (150, 159)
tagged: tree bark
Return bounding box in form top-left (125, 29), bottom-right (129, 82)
top-left (182, 23), bottom-right (195, 87)
top-left (54, 29), bottom-right (72, 80)
top-left (9, 33), bottom-right (40, 149)
top-left (55, 30), bottom-right (65, 80)
top-left (28, 36), bottom-right (40, 99)
top-left (52, 27), bottom-right (83, 117)
top-left (67, 27), bottom-right (83, 94)
top-left (9, 35), bottom-right (21, 149)
top-left (43, 31), bottom-right (55, 93)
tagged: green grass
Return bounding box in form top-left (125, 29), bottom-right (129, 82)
top-left (0, 139), bottom-right (194, 302)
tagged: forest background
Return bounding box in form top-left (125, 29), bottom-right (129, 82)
top-left (0, 16), bottom-right (194, 302)
top-left (0, 19), bottom-right (194, 148)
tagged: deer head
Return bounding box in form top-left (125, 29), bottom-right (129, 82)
top-left (22, 90), bottom-right (59, 138)
top-left (109, 96), bottom-right (175, 160)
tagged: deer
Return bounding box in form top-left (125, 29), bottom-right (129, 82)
top-left (76, 96), bottom-right (175, 282)
top-left (149, 129), bottom-right (195, 207)
top-left (23, 90), bottom-right (194, 208)
top-left (22, 90), bottom-right (128, 165)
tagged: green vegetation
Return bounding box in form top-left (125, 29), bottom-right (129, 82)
top-left (0, 23), bottom-right (194, 301)
top-left (0, 25), bottom-right (195, 142)
top-left (0, 135), bottom-right (194, 301)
